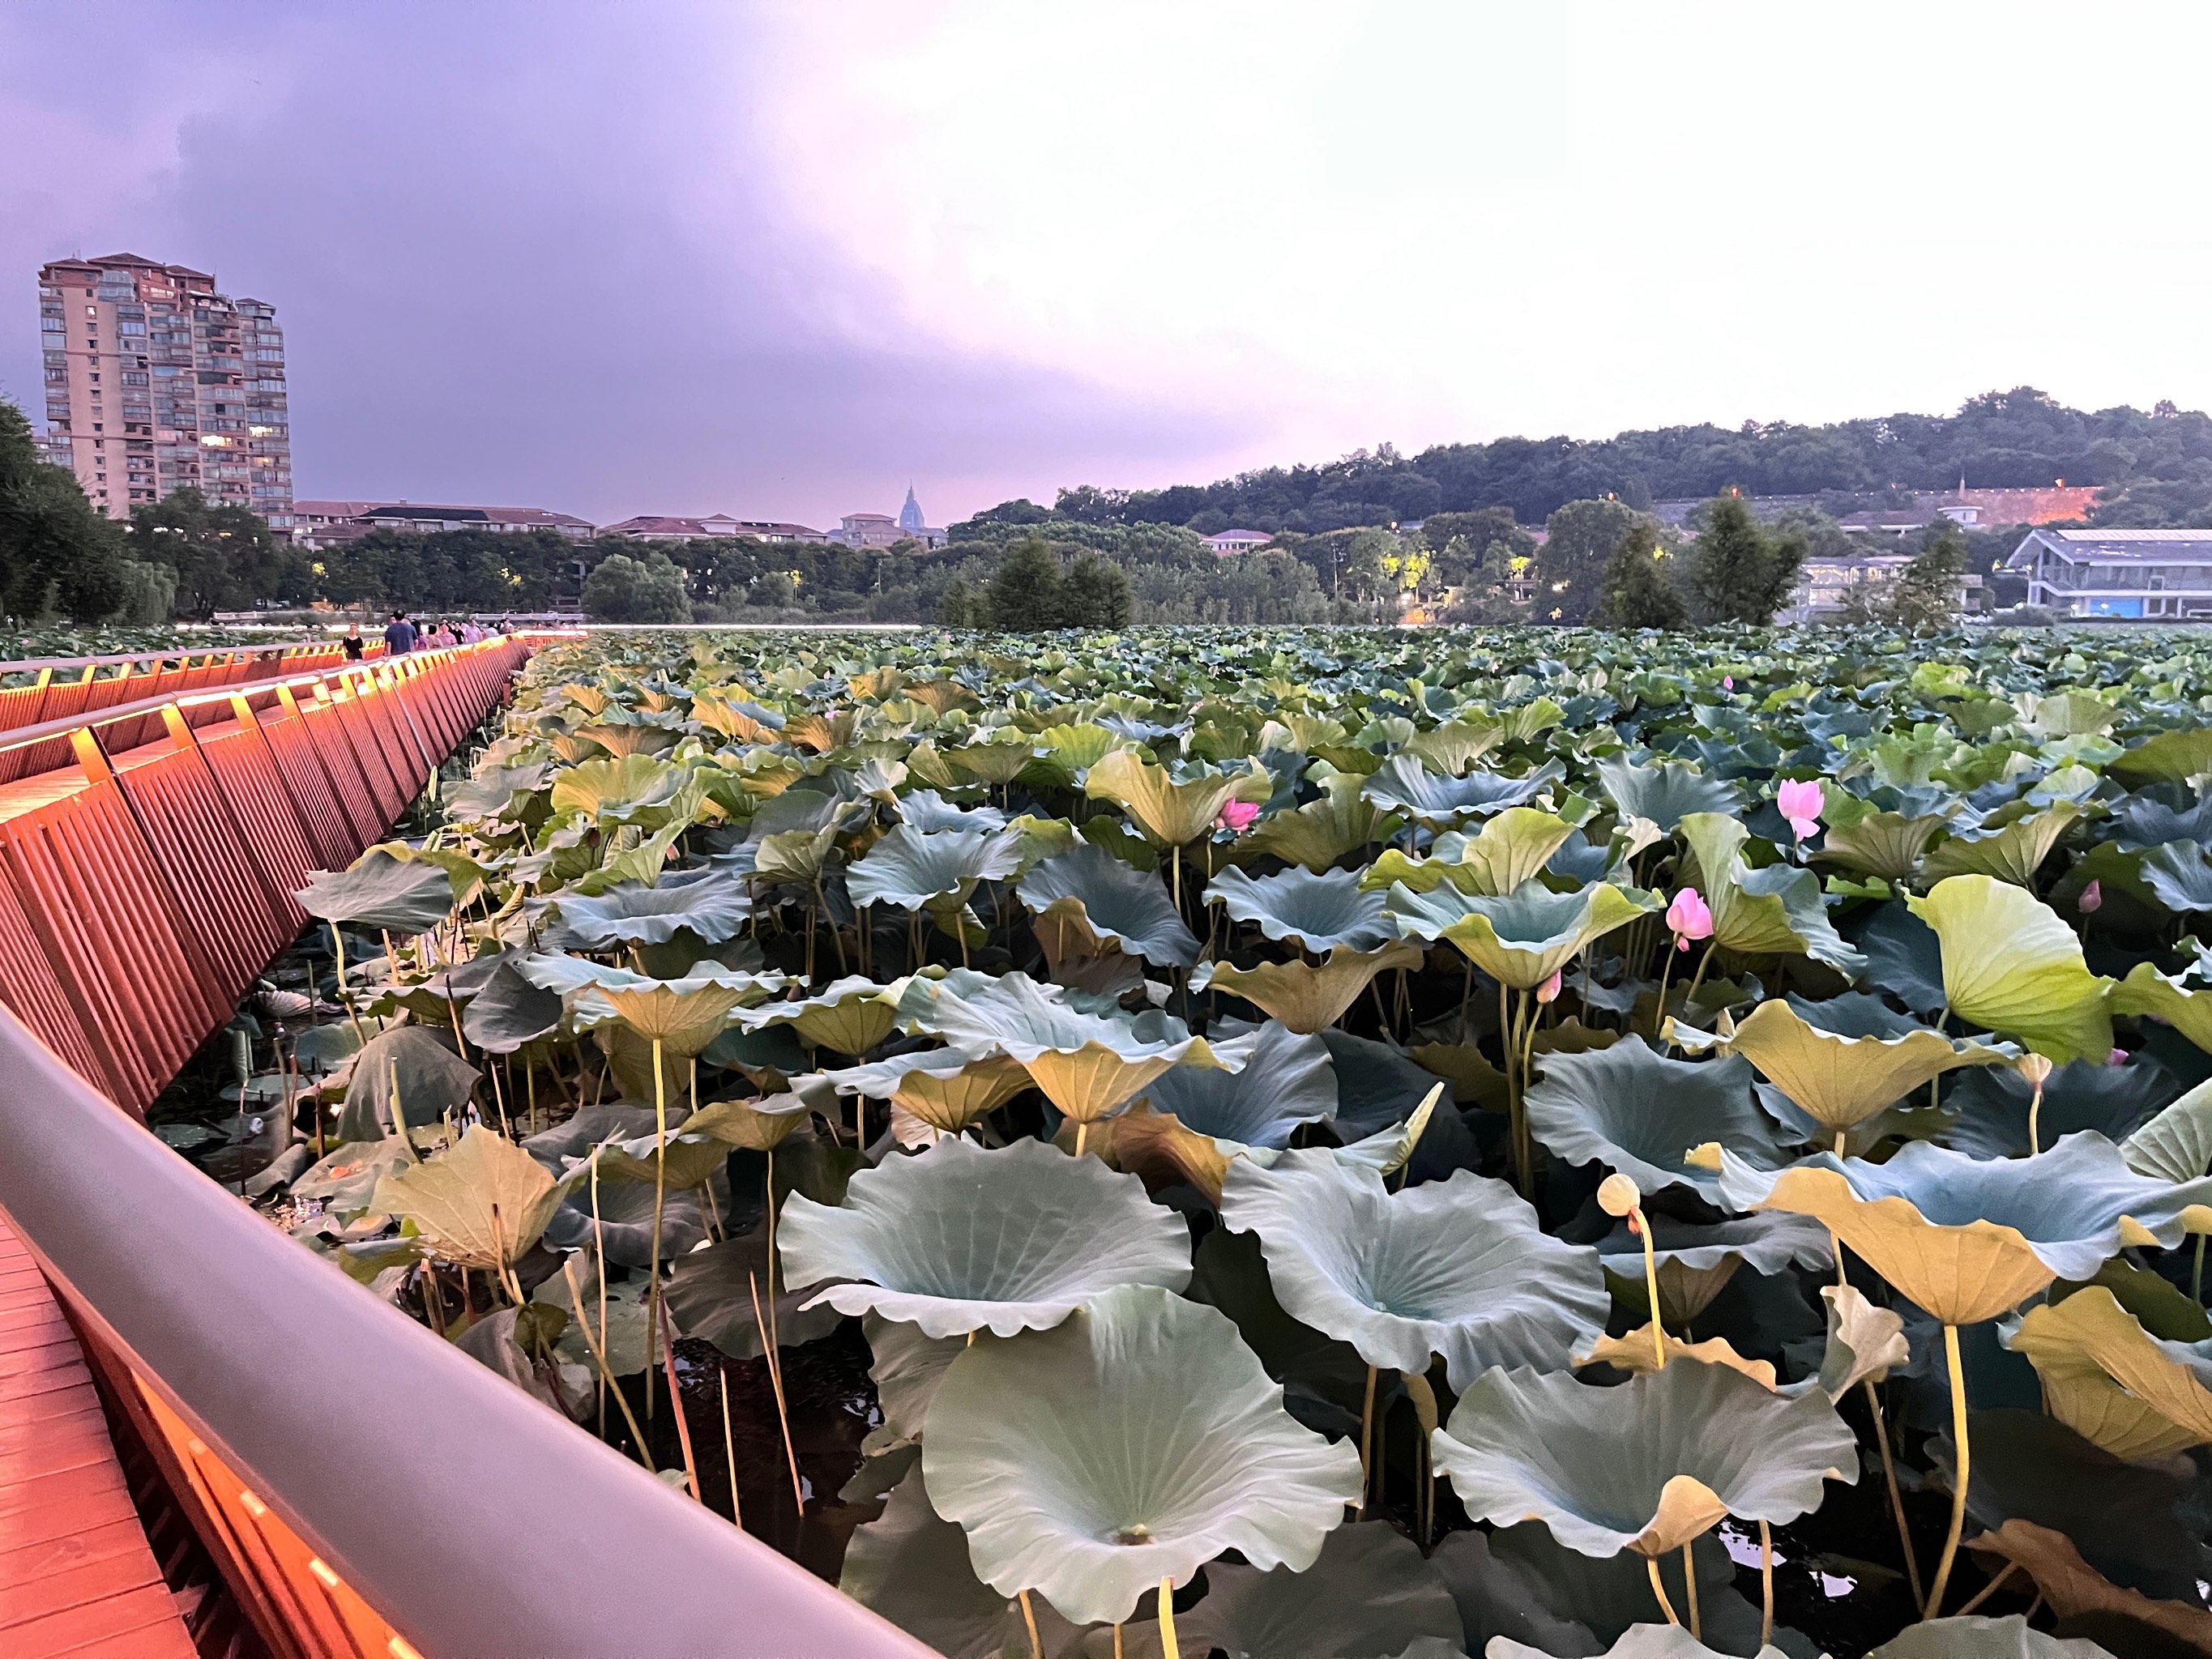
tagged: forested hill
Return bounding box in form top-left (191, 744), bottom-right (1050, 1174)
top-left (963, 387), bottom-right (2212, 536)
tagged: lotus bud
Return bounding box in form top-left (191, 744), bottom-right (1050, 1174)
top-left (1597, 1172), bottom-right (1642, 1218)
top-left (1776, 778), bottom-right (1825, 843)
top-left (2108, 1047), bottom-right (2129, 1067)
top-left (2078, 879), bottom-right (2103, 914)
top-left (1723, 676), bottom-right (1734, 691)
top-left (1536, 970), bottom-right (1562, 1005)
top-left (1215, 800), bottom-right (1259, 834)
top-left (2015, 1054), bottom-right (2054, 1087)
top-left (1666, 887), bottom-right (1713, 950)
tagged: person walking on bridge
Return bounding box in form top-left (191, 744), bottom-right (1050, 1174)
top-left (383, 611), bottom-right (416, 655)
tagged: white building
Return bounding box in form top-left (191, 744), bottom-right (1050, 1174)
top-left (2007, 527), bottom-right (2212, 620)
top-left (1204, 527), bottom-right (1275, 555)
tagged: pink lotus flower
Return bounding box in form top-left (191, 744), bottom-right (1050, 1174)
top-left (1667, 887), bottom-right (1714, 952)
top-left (1215, 800), bottom-right (1259, 834)
top-left (1536, 970), bottom-right (1563, 1005)
top-left (1723, 676), bottom-right (1734, 691)
top-left (2109, 1047), bottom-right (2129, 1067)
top-left (2079, 879), bottom-right (2103, 914)
top-left (1777, 778), bottom-right (1824, 842)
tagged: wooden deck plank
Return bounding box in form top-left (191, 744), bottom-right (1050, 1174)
top-left (4, 1580), bottom-right (199, 1659)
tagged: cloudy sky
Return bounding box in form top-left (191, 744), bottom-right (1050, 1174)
top-left (6, 2), bottom-right (2210, 527)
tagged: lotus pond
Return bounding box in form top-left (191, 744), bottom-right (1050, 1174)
top-left (192, 625), bottom-right (2212, 1658)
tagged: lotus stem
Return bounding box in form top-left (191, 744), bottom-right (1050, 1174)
top-left (1158, 1578), bottom-right (1180, 1659)
top-left (813, 877), bottom-right (848, 972)
top-left (749, 1268), bottom-right (806, 1522)
top-left (1633, 1204), bottom-right (1667, 1367)
top-left (1112, 1623), bottom-right (1124, 1659)
top-left (330, 923), bottom-right (368, 1048)
top-left (1646, 1556), bottom-right (1680, 1626)
top-left (1652, 945), bottom-right (1676, 1046)
top-left (1954, 1559), bottom-right (2019, 1616)
top-left (2027, 1074), bottom-right (2044, 1157)
top-left (648, 1035), bottom-right (668, 1422)
top-left (1356, 1363), bottom-right (1378, 1518)
top-left (1017, 1590), bottom-right (1043, 1659)
top-left (1758, 1520), bottom-right (1774, 1647)
top-left (1864, 1378), bottom-right (1924, 1612)
top-left (658, 1297), bottom-right (702, 1503)
top-left (1682, 1542), bottom-right (1700, 1638)
top-left (1680, 940), bottom-right (1717, 1027)
top-left (562, 1256), bottom-right (651, 1472)
top-left (766, 1148), bottom-right (778, 1296)
top-left (485, 1043), bottom-right (510, 1137)
top-left (592, 1152), bottom-right (609, 1438)
top-left (390, 1056), bottom-right (417, 1159)
top-left (1925, 1322), bottom-right (1971, 1616)
top-left (1516, 990), bottom-right (1540, 1199)
top-left (2194, 1234), bottom-right (2205, 1305)
top-left (719, 1363), bottom-right (742, 1529)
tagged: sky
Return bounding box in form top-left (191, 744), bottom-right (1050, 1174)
top-left (6, 2), bottom-right (2212, 527)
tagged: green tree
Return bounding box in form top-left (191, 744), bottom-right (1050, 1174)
top-left (1538, 499), bottom-right (1650, 623)
top-left (0, 398), bottom-right (132, 621)
top-left (986, 537), bottom-right (1066, 630)
top-left (1594, 530), bottom-right (1689, 629)
top-left (582, 549), bottom-right (690, 621)
top-left (1687, 497), bottom-right (1804, 625)
top-left (937, 575), bottom-right (985, 626)
top-left (1885, 522), bottom-right (1969, 629)
top-left (1063, 553), bottom-right (1131, 628)
top-left (130, 488), bottom-right (305, 619)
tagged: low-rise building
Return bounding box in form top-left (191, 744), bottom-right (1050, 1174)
top-left (600, 514), bottom-right (825, 543)
top-left (290, 500), bottom-right (596, 548)
top-left (1780, 553), bottom-right (1984, 625)
top-left (1204, 527), bottom-right (1275, 555)
top-left (2006, 527), bottom-right (2212, 619)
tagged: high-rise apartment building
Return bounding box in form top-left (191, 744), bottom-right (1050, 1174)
top-left (36, 253), bottom-right (294, 529)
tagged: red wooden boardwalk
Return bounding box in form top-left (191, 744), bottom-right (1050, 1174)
top-left (0, 1218), bottom-right (196, 1658)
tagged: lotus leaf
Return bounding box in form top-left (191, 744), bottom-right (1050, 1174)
top-left (920, 1284), bottom-right (1363, 1625)
top-left (1489, 1630), bottom-right (1788, 1658)
top-left (459, 960), bottom-right (563, 1053)
top-left (1437, 1523), bottom-right (1760, 1659)
top-left (1863, 1616), bottom-right (2116, 1658)
top-left (2109, 725), bottom-right (2212, 788)
top-left (1677, 814), bottom-right (1864, 975)
top-left (547, 870), bottom-right (752, 949)
top-left (336, 1026), bottom-right (480, 1142)
top-left (681, 1089), bottom-right (813, 1150)
top-left (826, 1049), bottom-right (1034, 1136)
top-left (1401, 715), bottom-right (1505, 775)
top-left (1020, 843), bottom-right (1201, 966)
top-left (519, 956), bottom-right (777, 1054)
top-left (1086, 750), bottom-right (1262, 847)
top-left (1364, 808), bottom-right (1582, 899)
top-left (1592, 1213), bottom-right (1834, 1324)
top-left (1432, 1359), bottom-right (1855, 1559)
top-left (1813, 805), bottom-right (1952, 885)
top-left (848, 823), bottom-right (1023, 913)
top-left (1386, 879), bottom-right (1656, 991)
top-left (1244, 774), bottom-right (1403, 871)
top-left (1180, 1521), bottom-right (1464, 1659)
top-left (1596, 755), bottom-right (1745, 832)
top-left (1946, 1056), bottom-right (2178, 1161)
top-left (776, 1137), bottom-right (1190, 1337)
top-left (1906, 876), bottom-right (2113, 1064)
top-left (1206, 864), bottom-right (1395, 953)
top-left (740, 975), bottom-right (900, 1055)
top-left (862, 1311), bottom-right (964, 1452)
top-left (1852, 902), bottom-right (1949, 1017)
top-left (1221, 1151), bottom-right (1608, 1385)
top-left (2110, 959), bottom-right (2212, 1056)
top-left (839, 1465), bottom-right (1031, 1659)
top-left (548, 753), bottom-right (687, 823)
top-left (288, 1137), bottom-right (414, 1224)
top-left (1194, 940), bottom-right (1425, 1034)
top-left (662, 1226), bottom-right (845, 1359)
top-left (1526, 1038), bottom-right (1781, 1201)
top-left (1362, 756), bottom-right (1565, 827)
top-left (2005, 1286), bottom-right (2212, 1459)
top-left (539, 1173), bottom-right (709, 1269)
top-left (295, 848), bottom-right (456, 933)
top-left (369, 1125), bottom-right (579, 1273)
top-left (1964, 1520), bottom-right (2211, 1654)
top-left (2121, 1076), bottom-right (2212, 1181)
top-left (898, 788), bottom-right (1008, 832)
top-left (1143, 1020), bottom-right (1337, 1148)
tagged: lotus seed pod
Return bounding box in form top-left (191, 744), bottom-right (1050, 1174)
top-left (2017, 1053), bottom-right (2055, 1086)
top-left (1596, 1172), bottom-right (1642, 1218)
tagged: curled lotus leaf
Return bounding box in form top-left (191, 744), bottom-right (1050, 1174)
top-left (1386, 878), bottom-right (1656, 992)
top-left (1220, 1150), bottom-right (1608, 1387)
top-left (1964, 1520), bottom-right (2212, 1655)
top-left (1438, 1523), bottom-right (1761, 1659)
top-left (1922, 801), bottom-right (2082, 889)
top-left (861, 1311), bottom-right (963, 1452)
top-left (895, 788), bottom-right (1007, 832)
top-left (1863, 1614), bottom-right (2118, 1658)
top-left (2108, 725), bottom-right (2212, 789)
top-left (920, 1283), bottom-right (1364, 1626)
top-left (776, 1137), bottom-right (1190, 1338)
top-left (1143, 1020), bottom-right (1336, 1149)
top-left (1525, 1037), bottom-right (1782, 1202)
top-left (1193, 940), bottom-right (1425, 1034)
top-left (515, 956), bottom-right (780, 1054)
top-left (681, 1090), bottom-right (812, 1150)
top-left (1243, 774), bottom-right (1403, 872)
top-left (1595, 753), bottom-right (1745, 832)
top-left (838, 1464), bottom-right (1029, 1659)
top-left (1179, 1520), bottom-right (1465, 1659)
top-left (1813, 804), bottom-right (1953, 885)
top-left (1432, 1359), bottom-right (1856, 1559)
top-left (1085, 750), bottom-right (1264, 847)
top-left (547, 753), bottom-right (687, 824)
top-left (823, 1049), bottom-right (1033, 1136)
top-left (2141, 840), bottom-right (2212, 913)
top-left (740, 976), bottom-right (899, 1056)
top-left (1360, 755), bottom-right (1565, 828)
top-left (459, 960), bottom-right (563, 1054)
top-left (295, 848), bottom-right (456, 933)
top-left (1906, 875), bottom-right (2114, 1064)
top-left (1363, 808), bottom-right (1581, 898)
top-left (662, 1226), bottom-right (844, 1360)
top-left (1019, 843), bottom-right (1201, 967)
top-left (336, 1026), bottom-right (479, 1143)
top-left (1678, 813), bottom-right (1864, 975)
top-left (2111, 960), bottom-right (2212, 1056)
top-left (1401, 714), bottom-right (1504, 775)
top-left (368, 1124), bottom-right (579, 1271)
top-left (548, 869), bottom-right (753, 948)
top-left (848, 823), bottom-right (1024, 913)
top-left (1593, 1212), bottom-right (1834, 1324)
top-left (2005, 1286), bottom-right (2212, 1460)
top-left (1205, 864), bottom-right (1394, 953)
top-left (2122, 1076), bottom-right (2212, 1182)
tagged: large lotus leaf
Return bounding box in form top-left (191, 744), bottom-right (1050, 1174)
top-left (1086, 750), bottom-right (1261, 847)
top-left (839, 1464), bottom-right (1030, 1659)
top-left (2109, 726), bottom-right (2212, 788)
top-left (1705, 996), bottom-right (2015, 1135)
top-left (2122, 1077), bottom-right (2212, 1181)
top-left (518, 956), bottom-right (777, 1054)
top-left (540, 1169), bottom-right (708, 1269)
top-left (2141, 839), bottom-right (2212, 912)
top-left (1326, 1030), bottom-right (1447, 1139)
top-left (1813, 805), bottom-right (1952, 885)
top-left (1364, 808), bottom-right (1581, 899)
top-left (1386, 879), bottom-right (1655, 991)
top-left (1851, 902), bottom-right (1949, 1017)
top-left (1593, 1213), bottom-right (1834, 1325)
top-left (1206, 864), bottom-right (1394, 953)
top-left (1947, 1056), bottom-right (2179, 1161)
top-left (777, 1137), bottom-right (1189, 1337)
top-left (862, 1311), bottom-right (964, 1452)
top-left (1244, 774), bottom-right (1402, 872)
top-left (443, 761), bottom-right (550, 823)
top-left (826, 1049), bottom-right (1034, 1136)
top-left (1490, 1632), bottom-right (1790, 1659)
top-left (1020, 844), bottom-right (1200, 966)
top-left (1361, 756), bottom-right (1565, 827)
top-left (2111, 960), bottom-right (2212, 1056)
top-left (681, 1089), bottom-right (812, 1150)
top-left (1921, 801), bottom-right (2081, 889)
top-left (1221, 1151), bottom-right (1607, 1386)
top-left (921, 1284), bottom-right (1363, 1626)
top-left (1194, 940), bottom-right (1424, 1034)
top-left (459, 960), bottom-right (564, 1054)
top-left (848, 822), bottom-right (1024, 913)
top-left (1432, 1360), bottom-right (1855, 1559)
top-left (740, 975), bottom-right (899, 1055)
top-left (368, 1124), bottom-right (578, 1270)
top-left (1595, 755), bottom-right (1744, 833)
top-left (1526, 1038), bottom-right (1779, 1201)
top-left (548, 753), bottom-right (686, 823)
top-left (1906, 876), bottom-right (2113, 1064)
top-left (1677, 814), bottom-right (1864, 975)
top-left (2004, 1286), bottom-right (2212, 1460)
top-left (533, 1256), bottom-right (652, 1376)
top-left (295, 848), bottom-right (456, 932)
top-left (1864, 1616), bottom-right (2116, 1658)
top-left (1437, 1523), bottom-right (1762, 1658)
top-left (288, 1137), bottom-right (413, 1225)
top-left (897, 788), bottom-right (1008, 832)
top-left (1964, 1519), bottom-right (2212, 1655)
top-left (1143, 1021), bottom-right (1336, 1148)
top-left (337, 1025), bottom-right (480, 1142)
top-left (662, 1226), bottom-right (845, 1359)
top-left (1712, 1132), bottom-right (2212, 1320)
top-left (549, 870), bottom-right (753, 949)
top-left (1180, 1520), bottom-right (1464, 1659)
top-left (1402, 715), bottom-right (1505, 776)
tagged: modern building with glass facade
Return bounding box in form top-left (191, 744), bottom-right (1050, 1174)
top-left (2006, 527), bottom-right (2212, 619)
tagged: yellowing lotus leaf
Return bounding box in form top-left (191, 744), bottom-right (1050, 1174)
top-left (2006, 1286), bottom-right (2212, 1458)
top-left (1715, 996), bottom-right (2015, 1133)
top-left (369, 1124), bottom-right (578, 1271)
top-left (1907, 875), bottom-right (2113, 1064)
top-left (1192, 940), bottom-right (1424, 1034)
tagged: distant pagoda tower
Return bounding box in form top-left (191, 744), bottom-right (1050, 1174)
top-left (899, 484), bottom-right (925, 534)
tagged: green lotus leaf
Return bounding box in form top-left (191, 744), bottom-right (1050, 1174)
top-left (1361, 756), bottom-right (1565, 828)
top-left (944, 738), bottom-right (1036, 787)
top-left (2121, 1076), bottom-right (2212, 1182)
top-left (1086, 750), bottom-right (1262, 847)
top-left (2109, 726), bottom-right (2212, 789)
top-left (459, 960), bottom-right (564, 1054)
top-left (1678, 814), bottom-right (1864, 975)
top-left (1863, 1615), bottom-right (2116, 1658)
top-left (1697, 995), bottom-right (2015, 1136)
top-left (289, 1137), bottom-right (413, 1225)
top-left (1593, 1212), bottom-right (1834, 1324)
top-left (862, 1311), bottom-right (964, 1452)
top-left (1220, 1151), bottom-right (1607, 1387)
top-left (443, 761), bottom-right (550, 824)
top-left (776, 1137), bottom-right (1189, 1338)
top-left (336, 1025), bottom-right (480, 1142)
top-left (2111, 960), bottom-right (2212, 1056)
top-left (680, 1088), bottom-right (812, 1150)
top-left (1595, 754), bottom-right (1745, 832)
top-left (516, 955), bottom-right (781, 1054)
top-left (824, 1050), bottom-right (1035, 1137)
top-left (1386, 879), bottom-right (1656, 992)
top-left (1020, 844), bottom-right (1201, 966)
top-left (1526, 1037), bottom-right (1783, 1201)
top-left (1947, 1057), bottom-right (2178, 1161)
top-left (2141, 840), bottom-right (2212, 912)
top-left (1490, 1630), bottom-right (1789, 1659)
top-left (1906, 876), bottom-right (2113, 1064)
top-left (548, 752), bottom-right (687, 824)
top-left (1854, 902), bottom-right (1949, 1017)
top-left (896, 788), bottom-right (1007, 832)
top-left (1432, 1359), bottom-right (1856, 1559)
top-left (1022, 721), bottom-right (1125, 789)
top-left (579, 1122), bottom-right (735, 1191)
top-left (295, 848), bottom-right (456, 933)
top-left (1713, 1132), bottom-right (2212, 1320)
top-left (848, 823), bottom-right (1024, 913)
top-left (1921, 801), bottom-right (2081, 889)
top-left (1403, 714), bottom-right (1505, 775)
top-left (839, 1464), bottom-right (1031, 1659)
top-left (1435, 1524), bottom-right (1757, 1659)
top-left (920, 1284), bottom-right (1363, 1626)
top-left (1143, 1020), bottom-right (1336, 1148)
top-left (1813, 804), bottom-right (1952, 885)
top-left (549, 870), bottom-right (753, 948)
top-left (1362, 808), bottom-right (1581, 898)
top-left (739, 975), bottom-right (900, 1055)
top-left (662, 1226), bottom-right (844, 1359)
top-left (1243, 774), bottom-right (1403, 872)
top-left (369, 1124), bottom-right (580, 1271)
top-left (1192, 940), bottom-right (1424, 1034)
top-left (1206, 864), bottom-right (1394, 953)
top-left (1181, 1520), bottom-right (1464, 1659)
top-left (533, 1256), bottom-right (652, 1376)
